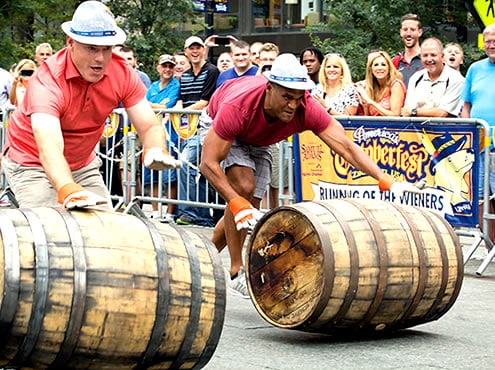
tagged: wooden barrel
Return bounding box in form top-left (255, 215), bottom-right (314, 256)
top-left (0, 208), bottom-right (225, 369)
top-left (246, 199), bottom-right (463, 334)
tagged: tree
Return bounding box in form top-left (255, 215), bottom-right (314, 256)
top-left (0, 0), bottom-right (202, 78)
top-left (0, 0), bottom-right (78, 68)
top-left (309, 0), bottom-right (483, 80)
top-left (107, 0), bottom-right (203, 79)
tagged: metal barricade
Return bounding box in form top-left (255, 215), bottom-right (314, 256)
top-left (100, 108), bottom-right (295, 219)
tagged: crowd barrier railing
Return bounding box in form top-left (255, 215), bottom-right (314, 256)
top-left (98, 109), bottom-right (294, 222)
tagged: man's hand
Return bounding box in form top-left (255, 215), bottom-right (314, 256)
top-left (143, 147), bottom-right (182, 171)
top-left (228, 196), bottom-right (262, 231)
top-left (379, 174), bottom-right (423, 199)
top-left (57, 182), bottom-right (107, 209)
top-left (390, 181), bottom-right (423, 197)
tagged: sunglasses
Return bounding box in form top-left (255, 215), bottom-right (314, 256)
top-left (20, 69), bottom-right (34, 77)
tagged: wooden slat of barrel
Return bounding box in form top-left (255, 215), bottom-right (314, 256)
top-left (246, 199), bottom-right (463, 333)
top-left (0, 208), bottom-right (225, 369)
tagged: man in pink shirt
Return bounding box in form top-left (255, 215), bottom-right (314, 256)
top-left (199, 53), bottom-right (417, 298)
top-left (2, 1), bottom-right (179, 209)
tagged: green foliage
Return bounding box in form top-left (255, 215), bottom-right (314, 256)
top-left (310, 0), bottom-right (481, 81)
top-left (0, 0), bottom-right (201, 78)
top-left (107, 0), bottom-right (203, 79)
top-left (0, 0), bottom-right (77, 68)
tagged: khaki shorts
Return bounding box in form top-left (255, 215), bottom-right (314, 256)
top-left (2, 156), bottom-right (112, 209)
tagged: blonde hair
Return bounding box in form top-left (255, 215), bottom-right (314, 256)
top-left (9, 59), bottom-right (37, 106)
top-left (318, 53), bottom-right (353, 90)
top-left (364, 51), bottom-right (402, 101)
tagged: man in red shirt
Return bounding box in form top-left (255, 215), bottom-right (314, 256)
top-left (2, 1), bottom-right (179, 209)
top-left (199, 53), bottom-right (416, 298)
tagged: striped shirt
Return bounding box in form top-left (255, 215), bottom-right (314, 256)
top-left (179, 61), bottom-right (219, 107)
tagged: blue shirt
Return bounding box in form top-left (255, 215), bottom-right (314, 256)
top-left (462, 58), bottom-right (495, 128)
top-left (146, 77), bottom-right (180, 107)
top-left (216, 65), bottom-right (259, 88)
top-left (146, 77), bottom-right (180, 146)
top-left (137, 70), bottom-right (151, 88)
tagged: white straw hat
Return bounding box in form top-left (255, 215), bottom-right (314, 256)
top-left (61, 1), bottom-right (126, 46)
top-left (263, 53), bottom-right (315, 90)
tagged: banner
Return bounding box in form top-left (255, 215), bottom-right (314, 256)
top-left (193, 0), bottom-right (230, 13)
top-left (294, 119), bottom-right (480, 227)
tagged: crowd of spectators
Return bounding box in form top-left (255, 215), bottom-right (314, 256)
top-left (1, 13), bottom-right (494, 231)
top-left (2, 4), bottom-right (495, 299)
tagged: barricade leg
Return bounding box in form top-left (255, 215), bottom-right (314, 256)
top-left (0, 186), bottom-right (19, 208)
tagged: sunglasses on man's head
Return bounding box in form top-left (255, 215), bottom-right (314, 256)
top-left (20, 69), bottom-right (34, 77)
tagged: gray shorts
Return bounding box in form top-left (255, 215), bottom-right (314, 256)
top-left (2, 155), bottom-right (112, 209)
top-left (221, 140), bottom-right (272, 200)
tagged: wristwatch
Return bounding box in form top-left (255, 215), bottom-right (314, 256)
top-left (411, 107), bottom-right (417, 117)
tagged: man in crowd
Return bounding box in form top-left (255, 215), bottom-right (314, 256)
top-left (116, 45), bottom-right (151, 87)
top-left (250, 41), bottom-right (263, 66)
top-left (34, 42), bottom-right (53, 66)
top-left (174, 35), bottom-right (219, 226)
top-left (257, 42), bottom-right (279, 74)
top-left (299, 46), bottom-right (323, 84)
top-left (401, 37), bottom-right (464, 118)
top-left (2, 0), bottom-right (179, 209)
top-left (392, 13), bottom-right (424, 86)
top-left (173, 52), bottom-right (190, 80)
top-left (461, 24), bottom-right (495, 242)
top-left (216, 40), bottom-right (258, 88)
top-left (145, 54), bottom-right (181, 222)
top-left (199, 54), bottom-right (416, 298)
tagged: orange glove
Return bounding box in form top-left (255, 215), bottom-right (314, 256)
top-left (378, 174), bottom-right (395, 191)
top-left (228, 196), bottom-right (262, 231)
top-left (379, 174), bottom-right (423, 198)
top-left (57, 182), bottom-right (107, 209)
top-left (142, 147), bottom-right (182, 170)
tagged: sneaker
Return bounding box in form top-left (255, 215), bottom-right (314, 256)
top-left (159, 213), bottom-right (175, 224)
top-left (229, 267), bottom-right (250, 299)
top-left (176, 214), bottom-right (195, 225)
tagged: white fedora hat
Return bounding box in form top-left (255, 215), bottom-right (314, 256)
top-left (263, 53), bottom-right (315, 90)
top-left (61, 1), bottom-right (126, 46)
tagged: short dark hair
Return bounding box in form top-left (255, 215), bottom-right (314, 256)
top-left (231, 40), bottom-right (250, 50)
top-left (401, 13), bottom-right (422, 29)
top-left (299, 47), bottom-right (324, 64)
top-left (120, 46), bottom-right (136, 56)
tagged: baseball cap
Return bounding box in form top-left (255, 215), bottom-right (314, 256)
top-left (184, 36), bottom-right (205, 48)
top-left (61, 1), bottom-right (126, 46)
top-left (263, 53), bottom-right (315, 91)
top-left (158, 54), bottom-right (176, 65)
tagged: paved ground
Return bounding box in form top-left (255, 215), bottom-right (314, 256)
top-left (177, 224), bottom-right (495, 370)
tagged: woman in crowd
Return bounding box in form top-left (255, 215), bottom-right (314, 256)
top-left (312, 53), bottom-right (359, 115)
top-left (356, 51), bottom-right (406, 116)
top-left (9, 59), bottom-right (37, 107)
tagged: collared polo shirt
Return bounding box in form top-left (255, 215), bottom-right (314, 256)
top-left (392, 53), bottom-right (423, 87)
top-left (405, 64), bottom-right (465, 116)
top-left (5, 48), bottom-right (145, 170)
top-left (179, 61), bottom-right (219, 107)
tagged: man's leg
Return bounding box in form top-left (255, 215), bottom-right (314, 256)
top-left (223, 164), bottom-right (256, 277)
top-left (2, 156), bottom-right (59, 208)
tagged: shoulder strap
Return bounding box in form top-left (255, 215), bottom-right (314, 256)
top-left (392, 53), bottom-right (402, 69)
